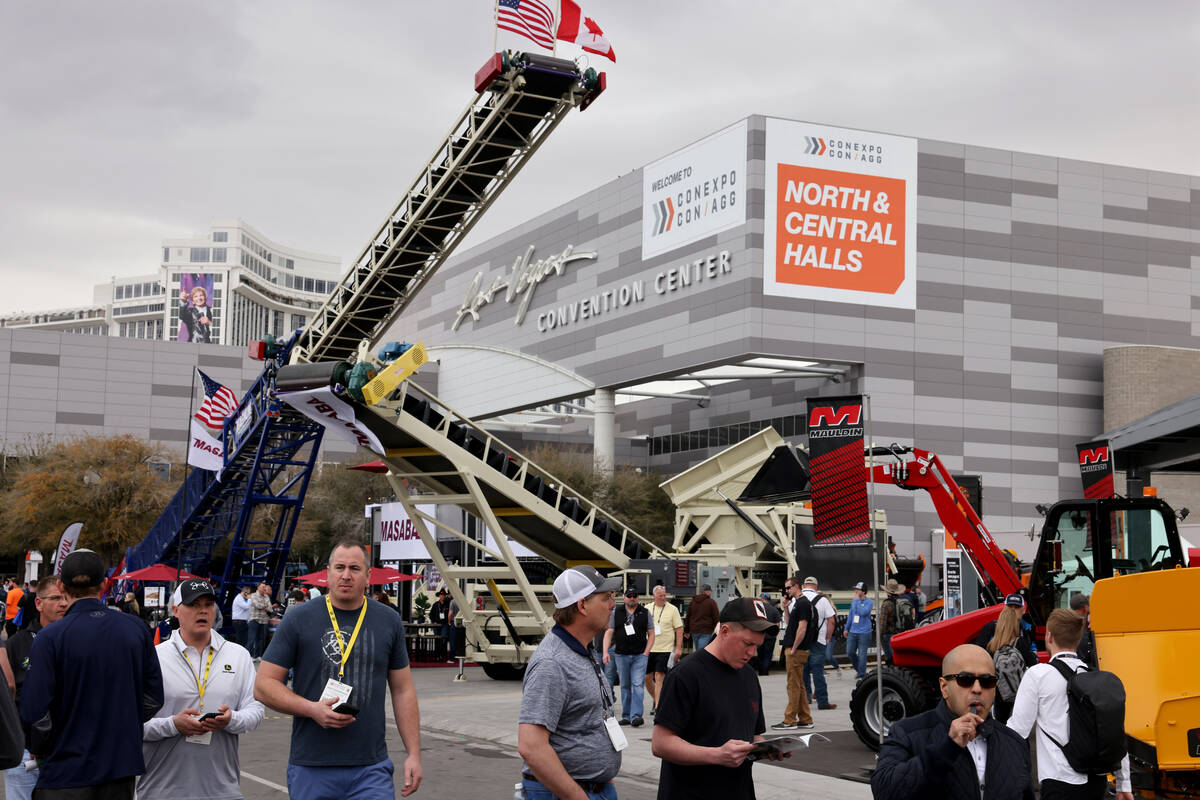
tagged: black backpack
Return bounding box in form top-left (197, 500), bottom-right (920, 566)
top-left (799, 592), bottom-right (825, 649)
top-left (1045, 658), bottom-right (1127, 774)
top-left (895, 594), bottom-right (916, 632)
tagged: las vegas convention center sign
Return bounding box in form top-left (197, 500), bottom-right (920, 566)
top-left (450, 118), bottom-right (916, 335)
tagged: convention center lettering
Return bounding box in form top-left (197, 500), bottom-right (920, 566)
top-left (453, 244), bottom-right (735, 334)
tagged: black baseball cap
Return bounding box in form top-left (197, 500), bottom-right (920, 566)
top-left (177, 579), bottom-right (217, 605)
top-left (624, 587), bottom-right (639, 598)
top-left (60, 549), bottom-right (105, 590)
top-left (720, 597), bottom-right (779, 635)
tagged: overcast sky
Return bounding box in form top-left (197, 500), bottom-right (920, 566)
top-left (1, 0), bottom-right (1196, 314)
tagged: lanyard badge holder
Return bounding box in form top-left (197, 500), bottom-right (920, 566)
top-left (181, 646), bottom-right (216, 746)
top-left (590, 657), bottom-right (627, 752)
top-left (321, 598), bottom-right (368, 708)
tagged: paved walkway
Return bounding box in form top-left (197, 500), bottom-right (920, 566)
top-left (412, 659), bottom-right (878, 800)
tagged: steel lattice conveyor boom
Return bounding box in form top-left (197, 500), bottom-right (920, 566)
top-left (277, 365), bottom-right (661, 670)
top-left (291, 52), bottom-right (605, 365)
top-left (127, 51), bottom-right (604, 617)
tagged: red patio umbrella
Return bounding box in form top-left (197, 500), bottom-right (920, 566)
top-left (115, 564), bottom-right (204, 582)
top-left (296, 567), bottom-right (420, 587)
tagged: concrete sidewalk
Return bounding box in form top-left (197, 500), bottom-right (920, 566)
top-left (412, 659), bottom-right (877, 800)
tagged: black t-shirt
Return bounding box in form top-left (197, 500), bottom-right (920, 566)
top-left (4, 619), bottom-right (42, 701)
top-left (654, 648), bottom-right (766, 799)
top-left (779, 594), bottom-right (812, 650)
top-left (612, 605), bottom-right (650, 655)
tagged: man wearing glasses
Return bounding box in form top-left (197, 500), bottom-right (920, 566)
top-left (1, 576), bottom-right (69, 800)
top-left (871, 643), bottom-right (1034, 800)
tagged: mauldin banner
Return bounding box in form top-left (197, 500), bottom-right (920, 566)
top-left (806, 395), bottom-right (870, 546)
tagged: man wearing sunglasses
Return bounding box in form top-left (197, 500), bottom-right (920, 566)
top-left (871, 644), bottom-right (1034, 800)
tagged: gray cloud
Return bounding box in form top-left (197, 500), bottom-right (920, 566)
top-left (1, 0), bottom-right (1196, 313)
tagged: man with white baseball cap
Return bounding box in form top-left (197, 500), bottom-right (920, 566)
top-left (517, 566), bottom-right (623, 799)
top-left (139, 578), bottom-right (264, 800)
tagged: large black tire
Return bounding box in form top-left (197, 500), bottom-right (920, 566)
top-left (849, 665), bottom-right (933, 750)
top-left (481, 662), bottom-right (527, 681)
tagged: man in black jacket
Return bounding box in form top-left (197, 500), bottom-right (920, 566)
top-left (871, 644), bottom-right (1034, 800)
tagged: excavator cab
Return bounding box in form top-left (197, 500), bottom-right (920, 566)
top-left (1027, 497), bottom-right (1186, 632)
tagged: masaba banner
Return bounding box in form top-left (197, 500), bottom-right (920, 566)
top-left (806, 395), bottom-right (870, 546)
top-left (278, 387), bottom-right (385, 455)
top-left (1076, 440), bottom-right (1115, 499)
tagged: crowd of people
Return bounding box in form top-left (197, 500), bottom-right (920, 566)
top-left (0, 552), bottom-right (1126, 800)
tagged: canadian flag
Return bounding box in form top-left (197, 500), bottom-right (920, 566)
top-left (556, 0), bottom-right (615, 62)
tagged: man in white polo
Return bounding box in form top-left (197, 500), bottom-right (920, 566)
top-left (139, 579), bottom-right (264, 800)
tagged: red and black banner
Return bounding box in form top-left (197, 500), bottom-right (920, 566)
top-left (806, 395), bottom-right (870, 546)
top-left (1076, 440), bottom-right (1115, 499)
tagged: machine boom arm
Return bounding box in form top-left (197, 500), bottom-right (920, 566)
top-left (868, 446), bottom-right (1022, 598)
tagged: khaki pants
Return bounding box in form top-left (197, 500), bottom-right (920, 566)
top-left (784, 649), bottom-right (812, 725)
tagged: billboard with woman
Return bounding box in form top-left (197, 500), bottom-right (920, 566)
top-left (178, 273), bottom-right (215, 343)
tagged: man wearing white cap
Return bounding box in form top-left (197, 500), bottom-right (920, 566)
top-left (140, 579), bottom-right (264, 799)
top-left (517, 565), bottom-right (623, 800)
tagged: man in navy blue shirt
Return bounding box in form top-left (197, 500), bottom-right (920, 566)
top-left (20, 549), bottom-right (164, 799)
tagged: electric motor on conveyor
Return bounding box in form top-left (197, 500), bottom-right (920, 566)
top-left (274, 341), bottom-right (427, 406)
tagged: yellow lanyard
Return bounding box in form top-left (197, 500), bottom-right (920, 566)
top-left (181, 645), bottom-right (215, 708)
top-left (326, 597), bottom-right (369, 679)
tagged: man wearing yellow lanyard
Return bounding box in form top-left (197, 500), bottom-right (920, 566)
top-left (140, 579), bottom-right (264, 800)
top-left (255, 540), bottom-right (422, 799)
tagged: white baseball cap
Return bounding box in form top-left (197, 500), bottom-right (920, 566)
top-left (552, 566), bottom-right (622, 609)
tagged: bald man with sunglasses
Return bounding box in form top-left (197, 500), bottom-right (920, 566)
top-left (871, 644), bottom-right (1034, 800)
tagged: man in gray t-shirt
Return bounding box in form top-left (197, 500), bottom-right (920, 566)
top-left (518, 566), bottom-right (623, 799)
top-left (255, 542), bottom-right (422, 799)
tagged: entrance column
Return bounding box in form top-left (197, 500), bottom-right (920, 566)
top-left (593, 388), bottom-right (615, 478)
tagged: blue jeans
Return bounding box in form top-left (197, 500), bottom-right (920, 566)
top-left (522, 777), bottom-right (617, 799)
top-left (807, 643), bottom-right (829, 705)
top-left (602, 647), bottom-right (618, 689)
top-left (846, 631), bottom-right (871, 678)
top-left (4, 749), bottom-right (37, 800)
top-left (288, 757), bottom-right (395, 800)
top-left (692, 633), bottom-right (714, 651)
top-left (612, 653), bottom-right (646, 720)
top-left (247, 620), bottom-right (267, 658)
top-left (232, 619), bottom-right (248, 646)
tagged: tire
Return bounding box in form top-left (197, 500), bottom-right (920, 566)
top-left (481, 662), bottom-right (527, 681)
top-left (849, 665), bottom-right (933, 750)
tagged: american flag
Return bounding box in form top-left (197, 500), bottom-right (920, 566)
top-left (194, 370), bottom-right (239, 436)
top-left (497, 0), bottom-right (555, 50)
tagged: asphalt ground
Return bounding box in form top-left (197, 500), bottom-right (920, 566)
top-left (231, 659), bottom-right (879, 799)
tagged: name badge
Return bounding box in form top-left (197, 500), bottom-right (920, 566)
top-left (603, 716), bottom-right (628, 752)
top-left (623, 622), bottom-right (635, 636)
top-left (653, 623), bottom-right (662, 635)
top-left (321, 678), bottom-right (353, 706)
top-left (186, 730), bottom-right (213, 746)
top-left (853, 615), bottom-right (860, 625)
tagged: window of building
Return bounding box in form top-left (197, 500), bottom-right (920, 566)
top-left (304, 278), bottom-right (314, 292)
top-left (292, 314), bottom-right (306, 330)
top-left (190, 248), bottom-right (211, 263)
top-left (163, 247), bottom-right (170, 263)
top-left (286, 258), bottom-right (294, 269)
top-left (213, 231), bottom-right (228, 243)
top-left (212, 247), bottom-right (226, 263)
top-left (119, 322), bottom-right (127, 337)
top-left (115, 285), bottom-right (125, 300)
top-left (133, 284), bottom-right (142, 298)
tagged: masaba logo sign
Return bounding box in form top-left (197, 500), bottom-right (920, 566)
top-left (642, 120), bottom-right (747, 259)
top-left (764, 118), bottom-right (917, 309)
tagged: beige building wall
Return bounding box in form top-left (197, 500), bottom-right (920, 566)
top-left (1103, 345), bottom-right (1200, 514)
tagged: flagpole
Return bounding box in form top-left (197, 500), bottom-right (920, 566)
top-left (179, 365), bottom-right (198, 584)
top-left (553, 0), bottom-right (560, 57)
top-left (492, 0), bottom-right (499, 53)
